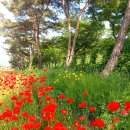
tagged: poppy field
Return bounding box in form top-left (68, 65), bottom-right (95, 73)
top-left (0, 69), bottom-right (130, 130)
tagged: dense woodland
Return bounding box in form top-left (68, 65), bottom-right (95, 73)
top-left (0, 0), bottom-right (130, 76)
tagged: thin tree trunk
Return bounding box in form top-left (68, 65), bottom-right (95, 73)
top-left (62, 0), bottom-right (72, 67)
top-left (102, 0), bottom-right (130, 76)
top-left (34, 23), bottom-right (43, 69)
top-left (29, 43), bottom-right (34, 69)
top-left (64, 0), bottom-right (91, 67)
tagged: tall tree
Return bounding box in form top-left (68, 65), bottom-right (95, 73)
top-left (1, 0), bottom-right (54, 68)
top-left (102, 0), bottom-right (130, 76)
top-left (62, 0), bottom-right (92, 67)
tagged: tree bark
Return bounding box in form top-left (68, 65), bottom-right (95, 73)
top-left (29, 43), bottom-right (34, 69)
top-left (102, 0), bottom-right (130, 76)
top-left (63, 0), bottom-right (91, 67)
top-left (34, 23), bottom-right (43, 69)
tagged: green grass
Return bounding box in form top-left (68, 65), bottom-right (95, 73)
top-left (1, 68), bottom-right (130, 129)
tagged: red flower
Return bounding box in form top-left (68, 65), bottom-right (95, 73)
top-left (107, 102), bottom-right (120, 112)
top-left (83, 92), bottom-right (88, 97)
top-left (89, 107), bottom-right (96, 112)
top-left (26, 98), bottom-right (33, 104)
top-left (23, 123), bottom-right (33, 129)
top-left (11, 128), bottom-right (18, 130)
top-left (42, 103), bottom-right (57, 113)
top-left (3, 109), bottom-right (12, 117)
top-left (13, 107), bottom-right (21, 115)
top-left (45, 95), bottom-right (52, 101)
top-left (42, 112), bottom-right (56, 122)
top-left (79, 116), bottom-right (87, 121)
top-left (44, 86), bottom-right (54, 92)
top-left (38, 91), bottom-right (45, 97)
top-left (121, 109), bottom-right (129, 116)
top-left (44, 126), bottom-right (52, 130)
top-left (10, 115), bottom-right (19, 121)
top-left (54, 122), bottom-right (68, 130)
top-left (28, 115), bottom-right (37, 123)
top-left (124, 102), bottom-right (130, 110)
top-left (61, 109), bottom-right (68, 115)
top-left (66, 98), bottom-right (73, 104)
top-left (44, 69), bottom-right (48, 72)
top-left (58, 94), bottom-right (65, 100)
top-left (78, 102), bottom-right (87, 108)
top-left (75, 120), bottom-right (81, 127)
top-left (11, 96), bottom-right (18, 101)
top-left (0, 115), bottom-right (5, 120)
top-left (15, 101), bottom-right (24, 108)
top-left (112, 117), bottom-right (120, 123)
top-left (91, 119), bottom-right (105, 128)
top-left (0, 101), bottom-right (3, 106)
top-left (22, 112), bottom-right (29, 118)
top-left (33, 123), bottom-right (41, 129)
top-left (77, 126), bottom-right (87, 130)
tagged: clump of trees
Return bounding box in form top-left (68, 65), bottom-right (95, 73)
top-left (0, 0), bottom-right (130, 76)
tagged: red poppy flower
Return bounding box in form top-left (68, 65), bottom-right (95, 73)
top-left (124, 102), bottom-right (130, 110)
top-left (22, 112), bottom-right (29, 118)
top-left (11, 128), bottom-right (18, 130)
top-left (26, 98), bottom-right (33, 104)
top-left (78, 102), bottom-right (87, 108)
top-left (107, 102), bottom-right (120, 112)
top-left (10, 115), bottom-right (19, 121)
top-left (0, 115), bottom-right (5, 120)
top-left (45, 95), bottom-right (52, 101)
top-left (79, 116), bottom-right (87, 121)
top-left (61, 109), bottom-right (68, 115)
top-left (121, 109), bottom-right (129, 116)
top-left (77, 126), bottom-right (87, 130)
top-left (28, 115), bottom-right (37, 122)
top-left (38, 91), bottom-right (45, 97)
top-left (42, 112), bottom-right (56, 122)
top-left (15, 101), bottom-right (24, 108)
top-left (54, 122), bottom-right (68, 130)
top-left (75, 120), bottom-right (81, 127)
top-left (58, 94), bottom-right (65, 100)
top-left (3, 109), bottom-right (12, 117)
top-left (66, 98), bottom-right (73, 104)
top-left (89, 107), bottom-right (96, 112)
top-left (42, 103), bottom-right (57, 113)
top-left (44, 126), bottom-right (52, 130)
top-left (23, 123), bottom-right (33, 129)
top-left (11, 96), bottom-right (18, 101)
top-left (112, 117), bottom-right (120, 123)
top-left (33, 123), bottom-right (41, 129)
top-left (13, 107), bottom-right (21, 115)
top-left (44, 86), bottom-right (54, 92)
top-left (91, 119), bottom-right (105, 128)
top-left (0, 101), bottom-right (3, 106)
top-left (83, 92), bottom-right (88, 97)
top-left (44, 69), bottom-right (48, 72)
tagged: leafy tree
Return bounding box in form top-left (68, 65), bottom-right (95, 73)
top-left (2, 0), bottom-right (52, 68)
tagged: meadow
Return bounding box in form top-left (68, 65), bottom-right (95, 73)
top-left (0, 68), bottom-right (130, 130)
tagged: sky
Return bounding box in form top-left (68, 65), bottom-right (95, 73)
top-left (0, 2), bottom-right (15, 67)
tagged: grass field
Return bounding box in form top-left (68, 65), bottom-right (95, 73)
top-left (0, 68), bottom-right (130, 130)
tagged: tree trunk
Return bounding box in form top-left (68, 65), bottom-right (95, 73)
top-left (63, 0), bottom-right (91, 67)
top-left (29, 43), bottom-right (34, 69)
top-left (34, 23), bottom-right (43, 69)
top-left (102, 0), bottom-right (130, 76)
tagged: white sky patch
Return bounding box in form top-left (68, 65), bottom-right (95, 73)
top-left (0, 36), bottom-right (10, 67)
top-left (0, 2), bottom-right (12, 67)
top-left (0, 2), bottom-right (15, 21)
